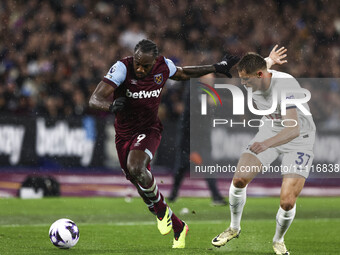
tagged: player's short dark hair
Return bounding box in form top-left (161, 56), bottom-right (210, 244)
top-left (134, 39), bottom-right (159, 58)
top-left (237, 52), bottom-right (267, 74)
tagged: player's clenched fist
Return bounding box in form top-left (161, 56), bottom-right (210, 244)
top-left (213, 54), bottom-right (240, 78)
top-left (249, 141), bottom-right (269, 154)
top-left (109, 97), bottom-right (127, 113)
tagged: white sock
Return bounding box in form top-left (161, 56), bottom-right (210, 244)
top-left (273, 204), bottom-right (296, 243)
top-left (229, 182), bottom-right (247, 230)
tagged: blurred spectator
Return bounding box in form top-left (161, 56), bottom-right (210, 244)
top-left (119, 22), bottom-right (147, 51)
top-left (0, 0), bottom-right (339, 129)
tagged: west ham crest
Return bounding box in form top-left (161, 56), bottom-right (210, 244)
top-left (154, 73), bottom-right (163, 85)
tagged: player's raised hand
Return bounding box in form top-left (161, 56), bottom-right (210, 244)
top-left (109, 97), bottom-right (127, 114)
top-left (268, 44), bottom-right (288, 66)
top-left (213, 54), bottom-right (240, 78)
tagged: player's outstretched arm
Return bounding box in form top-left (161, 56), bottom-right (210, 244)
top-left (265, 45), bottom-right (288, 69)
top-left (171, 65), bottom-right (215, 81)
top-left (170, 54), bottom-right (239, 81)
top-left (89, 81), bottom-right (115, 112)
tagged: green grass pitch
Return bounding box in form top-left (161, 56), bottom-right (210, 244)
top-left (0, 197), bottom-right (339, 254)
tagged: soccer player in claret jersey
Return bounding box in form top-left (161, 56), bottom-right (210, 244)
top-left (211, 47), bottom-right (316, 255)
top-left (89, 39), bottom-right (239, 248)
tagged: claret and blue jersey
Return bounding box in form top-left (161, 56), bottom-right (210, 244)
top-left (102, 56), bottom-right (177, 139)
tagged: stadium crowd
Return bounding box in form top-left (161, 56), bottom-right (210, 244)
top-left (0, 0), bottom-right (339, 129)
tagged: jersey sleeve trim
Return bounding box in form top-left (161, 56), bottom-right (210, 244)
top-left (103, 61), bottom-right (127, 87)
top-left (164, 57), bottom-right (177, 77)
top-left (102, 77), bottom-right (118, 88)
top-left (286, 106), bottom-right (297, 109)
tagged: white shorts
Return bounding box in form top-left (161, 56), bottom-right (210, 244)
top-left (244, 127), bottom-right (315, 178)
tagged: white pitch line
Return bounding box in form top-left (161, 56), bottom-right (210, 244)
top-left (0, 220), bottom-right (220, 228)
top-left (1, 218), bottom-right (340, 228)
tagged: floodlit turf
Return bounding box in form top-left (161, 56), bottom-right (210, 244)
top-left (0, 197), bottom-right (339, 254)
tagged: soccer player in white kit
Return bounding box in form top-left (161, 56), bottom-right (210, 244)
top-left (211, 50), bottom-right (316, 255)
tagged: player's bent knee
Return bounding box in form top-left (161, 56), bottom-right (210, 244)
top-left (233, 178), bottom-right (248, 188)
top-left (280, 200), bottom-right (295, 211)
top-left (127, 162), bottom-right (144, 179)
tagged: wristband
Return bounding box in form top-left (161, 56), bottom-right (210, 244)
top-left (265, 57), bottom-right (274, 69)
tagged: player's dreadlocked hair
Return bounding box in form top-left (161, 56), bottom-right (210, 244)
top-left (237, 52), bottom-right (267, 74)
top-left (134, 39), bottom-right (159, 58)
